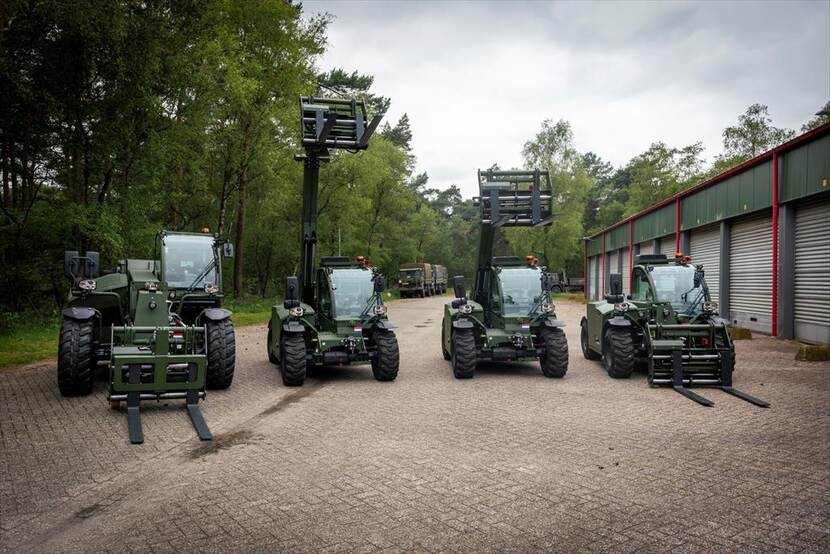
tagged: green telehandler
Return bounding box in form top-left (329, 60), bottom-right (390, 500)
top-left (441, 169), bottom-right (568, 379)
top-left (267, 96), bottom-right (399, 386)
top-left (60, 230), bottom-right (236, 443)
top-left (580, 253), bottom-right (768, 407)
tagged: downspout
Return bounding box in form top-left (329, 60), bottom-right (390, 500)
top-left (771, 151), bottom-right (779, 337)
top-left (601, 232), bottom-right (606, 295)
top-left (583, 239), bottom-right (587, 297)
top-left (675, 197), bottom-right (681, 255)
top-left (628, 220), bottom-right (633, 286)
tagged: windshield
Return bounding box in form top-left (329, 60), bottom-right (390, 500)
top-left (399, 269), bottom-right (422, 279)
top-left (331, 268), bottom-right (374, 320)
top-left (498, 267), bottom-right (544, 316)
top-left (163, 234), bottom-right (217, 289)
top-left (651, 265), bottom-right (707, 315)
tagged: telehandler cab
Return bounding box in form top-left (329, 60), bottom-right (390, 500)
top-left (580, 253), bottom-right (768, 407)
top-left (441, 169), bottom-right (568, 379)
top-left (267, 96), bottom-right (399, 386)
top-left (60, 230), bottom-right (236, 443)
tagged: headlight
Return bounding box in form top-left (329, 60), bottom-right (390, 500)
top-left (204, 283), bottom-right (219, 294)
top-left (614, 302), bottom-right (630, 312)
top-left (459, 303), bottom-right (473, 314)
top-left (289, 306), bottom-right (304, 318)
top-left (374, 305), bottom-right (387, 316)
top-left (169, 290), bottom-right (176, 299)
top-left (79, 279), bottom-right (96, 291)
top-left (703, 301), bottom-right (718, 313)
top-left (541, 303), bottom-right (555, 314)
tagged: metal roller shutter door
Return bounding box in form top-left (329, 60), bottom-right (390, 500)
top-left (689, 225), bottom-right (720, 303)
top-left (590, 256), bottom-right (600, 300)
top-left (658, 235), bottom-right (677, 257)
top-left (794, 196), bottom-right (830, 344)
top-left (607, 250), bottom-right (619, 292)
top-left (729, 213), bottom-right (773, 334)
top-left (638, 240), bottom-right (655, 255)
top-left (621, 247), bottom-right (631, 294)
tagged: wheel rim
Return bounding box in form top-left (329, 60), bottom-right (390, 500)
top-left (602, 335), bottom-right (612, 371)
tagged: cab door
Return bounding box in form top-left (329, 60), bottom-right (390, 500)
top-left (316, 270), bottom-right (335, 332)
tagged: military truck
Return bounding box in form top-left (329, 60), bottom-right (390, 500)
top-left (433, 264), bottom-right (448, 294)
top-left (549, 269), bottom-right (584, 293)
top-left (267, 96), bottom-right (398, 386)
top-left (441, 169), bottom-right (568, 379)
top-left (580, 253), bottom-right (768, 407)
top-left (398, 262), bottom-right (434, 297)
top-left (60, 230), bottom-right (236, 443)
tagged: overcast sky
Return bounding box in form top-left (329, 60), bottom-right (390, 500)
top-left (304, 0), bottom-right (830, 197)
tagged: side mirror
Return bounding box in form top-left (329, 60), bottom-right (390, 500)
top-left (452, 275), bottom-right (466, 299)
top-left (223, 242), bottom-right (235, 258)
top-left (64, 251), bottom-right (80, 278)
top-left (283, 276), bottom-right (300, 309)
top-left (85, 251), bottom-right (100, 278)
top-left (373, 274), bottom-right (386, 293)
top-left (609, 273), bottom-right (622, 296)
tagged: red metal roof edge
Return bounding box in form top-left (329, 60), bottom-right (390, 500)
top-left (586, 120), bottom-right (830, 240)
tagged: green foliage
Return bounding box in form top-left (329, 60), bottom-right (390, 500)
top-left (624, 142), bottom-right (705, 215)
top-left (801, 100), bottom-right (830, 132)
top-left (720, 103), bottom-right (795, 161)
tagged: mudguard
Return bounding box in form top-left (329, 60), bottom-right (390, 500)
top-left (62, 306), bottom-right (96, 321)
top-left (375, 320), bottom-right (397, 330)
top-left (608, 316), bottom-right (631, 327)
top-left (202, 308), bottom-right (232, 321)
top-left (282, 322), bottom-right (305, 333)
top-left (708, 316), bottom-right (730, 327)
top-left (542, 319), bottom-right (566, 328)
top-left (452, 319), bottom-right (474, 329)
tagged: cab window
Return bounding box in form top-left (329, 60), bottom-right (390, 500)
top-left (631, 269), bottom-right (653, 302)
top-left (489, 274), bottom-right (502, 314)
top-left (318, 273), bottom-right (332, 317)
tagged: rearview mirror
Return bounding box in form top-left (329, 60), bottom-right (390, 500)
top-left (453, 275), bottom-right (466, 299)
top-left (85, 251), bottom-right (100, 278)
top-left (373, 274), bottom-right (386, 293)
top-left (223, 242), bottom-right (234, 258)
top-left (64, 251), bottom-right (80, 278)
top-left (609, 273), bottom-right (622, 296)
top-left (284, 276), bottom-right (300, 309)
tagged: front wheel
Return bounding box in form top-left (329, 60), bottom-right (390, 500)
top-left (57, 317), bottom-right (95, 396)
top-left (581, 319), bottom-right (601, 360)
top-left (205, 318), bottom-right (235, 389)
top-left (267, 322), bottom-right (278, 364)
top-left (540, 327), bottom-right (568, 378)
top-left (441, 326), bottom-right (451, 360)
top-left (280, 333), bottom-right (307, 386)
top-left (603, 327), bottom-right (634, 378)
top-left (451, 328), bottom-right (476, 379)
top-left (371, 331), bottom-right (399, 381)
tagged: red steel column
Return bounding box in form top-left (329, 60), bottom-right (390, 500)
top-left (772, 151), bottom-right (779, 337)
top-left (601, 232), bottom-right (606, 294)
top-left (675, 198), bottom-right (681, 254)
top-left (583, 239), bottom-right (588, 296)
top-left (628, 220), bottom-right (633, 285)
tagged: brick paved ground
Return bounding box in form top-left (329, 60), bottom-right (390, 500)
top-left (1, 297), bottom-right (829, 553)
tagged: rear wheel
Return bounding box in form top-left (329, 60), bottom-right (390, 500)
top-left (205, 318), bottom-right (235, 389)
top-left (57, 317), bottom-right (95, 396)
top-left (603, 327), bottom-right (634, 378)
top-left (267, 322), bottom-right (278, 364)
top-left (280, 333), bottom-right (307, 386)
top-left (451, 328), bottom-right (476, 379)
top-left (371, 331), bottom-right (399, 381)
top-left (540, 327), bottom-right (568, 378)
top-left (441, 326), bottom-right (451, 360)
top-left (552, 285), bottom-right (563, 294)
top-left (581, 319), bottom-right (601, 360)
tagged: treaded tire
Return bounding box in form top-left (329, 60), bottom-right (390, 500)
top-left (581, 319), bottom-right (601, 360)
top-left (205, 318), bottom-right (235, 389)
top-left (267, 322), bottom-right (278, 364)
top-left (451, 328), bottom-right (476, 379)
top-left (371, 331), bottom-right (399, 381)
top-left (280, 333), bottom-right (307, 386)
top-left (540, 327), bottom-right (568, 378)
top-left (57, 317), bottom-right (95, 396)
top-left (603, 327), bottom-right (634, 378)
top-left (441, 327), bottom-right (451, 361)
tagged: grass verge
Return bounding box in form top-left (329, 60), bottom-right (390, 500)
top-left (0, 321), bottom-right (60, 368)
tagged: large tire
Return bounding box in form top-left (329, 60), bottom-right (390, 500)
top-left (371, 331), bottom-right (399, 381)
top-left (267, 322), bottom-right (278, 364)
top-left (451, 328), bottom-right (476, 379)
top-left (441, 327), bottom-right (451, 361)
top-left (205, 318), bottom-right (235, 389)
top-left (540, 327), bottom-right (568, 378)
top-left (552, 285), bottom-right (563, 294)
top-left (603, 327), bottom-right (634, 378)
top-left (280, 333), bottom-right (307, 386)
top-left (57, 317), bottom-right (95, 396)
top-left (581, 320), bottom-right (601, 360)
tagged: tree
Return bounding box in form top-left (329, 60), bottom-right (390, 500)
top-left (721, 103), bottom-right (795, 160)
top-left (801, 100), bottom-right (830, 132)
top-left (624, 142), bottom-right (705, 215)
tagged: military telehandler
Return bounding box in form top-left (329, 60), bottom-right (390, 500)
top-left (580, 253), bottom-right (768, 407)
top-left (267, 96), bottom-right (399, 386)
top-left (60, 230), bottom-right (236, 443)
top-left (441, 169), bottom-right (568, 379)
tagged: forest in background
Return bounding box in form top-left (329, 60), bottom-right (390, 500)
top-left (2, 0), bottom-right (828, 328)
